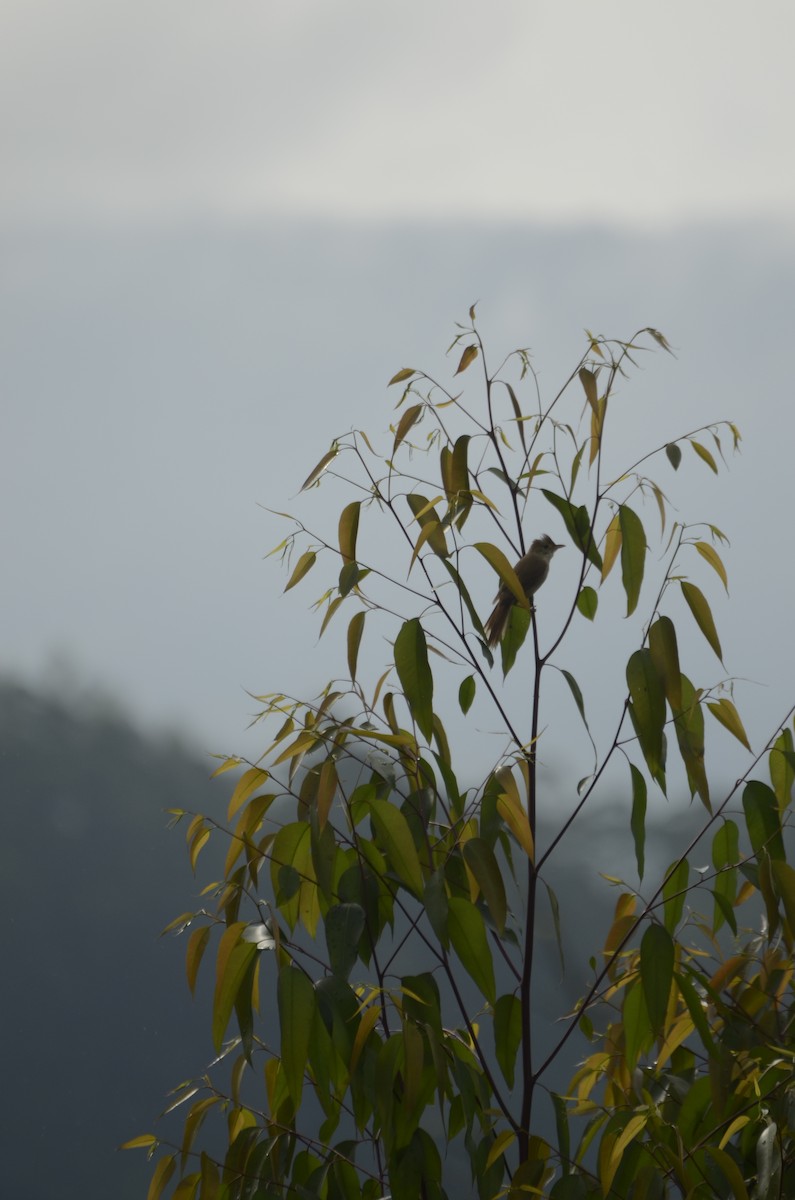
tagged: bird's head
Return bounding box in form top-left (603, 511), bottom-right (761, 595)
top-left (531, 534), bottom-right (564, 560)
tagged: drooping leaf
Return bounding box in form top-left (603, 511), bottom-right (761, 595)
top-left (406, 493), bottom-right (449, 558)
top-left (665, 443), bottom-right (682, 470)
top-left (338, 501), bottom-right (360, 565)
top-left (493, 994), bottom-right (522, 1088)
top-left (212, 924), bottom-right (257, 1052)
top-left (662, 858), bottom-right (689, 934)
top-left (578, 366), bottom-right (598, 413)
top-left (394, 618), bottom-right (434, 742)
top-left (672, 674), bottom-right (710, 810)
top-left (618, 505), bottom-right (646, 617)
top-left (388, 367), bottom-right (416, 386)
top-left (769, 728), bottom-right (795, 811)
top-left (347, 611), bottom-right (365, 681)
top-left (541, 490), bottom-right (602, 570)
top-left (458, 674), bottom-right (476, 715)
top-left (440, 558), bottom-right (486, 638)
top-left (369, 798), bottom-right (424, 898)
top-left (499, 604), bottom-right (530, 676)
top-left (325, 903), bottom-right (366, 981)
top-left (560, 669), bottom-right (591, 737)
top-left (277, 965), bottom-right (316, 1107)
top-left (462, 838), bottom-right (507, 934)
top-left (640, 924), bottom-right (674, 1033)
top-left (186, 926), bottom-right (211, 995)
top-left (743, 781), bottom-right (785, 862)
top-left (601, 512), bottom-right (622, 582)
top-left (474, 542), bottom-right (529, 608)
top-left (695, 540), bottom-right (729, 592)
top-left (681, 580), bottom-right (723, 663)
top-left (626, 649), bottom-right (666, 789)
top-left (576, 586), bottom-right (598, 620)
top-left (629, 763), bottom-right (647, 882)
top-left (284, 550), bottom-right (317, 593)
top-left (447, 896), bottom-right (496, 1003)
top-left (706, 697), bottom-right (751, 751)
top-left (146, 1155), bottom-right (176, 1200)
top-left (690, 439), bottom-right (719, 474)
top-left (648, 615), bottom-right (683, 712)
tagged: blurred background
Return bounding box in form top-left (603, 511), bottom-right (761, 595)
top-left (2, 2), bottom-right (794, 1196)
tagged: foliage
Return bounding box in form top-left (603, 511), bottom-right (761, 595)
top-left (126, 311), bottom-right (795, 1198)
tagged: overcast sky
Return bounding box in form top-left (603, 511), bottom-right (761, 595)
top-left (2, 0), bottom-right (794, 778)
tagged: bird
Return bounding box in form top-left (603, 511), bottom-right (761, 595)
top-left (484, 534), bottom-right (564, 647)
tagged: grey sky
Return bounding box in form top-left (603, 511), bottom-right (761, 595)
top-left (2, 1), bottom-right (793, 776)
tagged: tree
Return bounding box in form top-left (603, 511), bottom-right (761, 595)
top-left (125, 311), bottom-right (795, 1199)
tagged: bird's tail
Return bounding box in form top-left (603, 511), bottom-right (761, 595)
top-left (484, 597), bottom-right (513, 648)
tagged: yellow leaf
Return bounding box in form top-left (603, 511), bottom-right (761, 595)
top-left (601, 513), bottom-right (622, 582)
top-left (300, 445), bottom-right (339, 491)
top-left (392, 403), bottom-right (423, 455)
top-left (486, 1129), bottom-right (516, 1170)
top-left (119, 1134), bottom-right (158, 1151)
top-left (284, 549), bottom-right (317, 593)
top-left (695, 540), bottom-right (728, 592)
top-left (706, 698), bottom-right (751, 751)
top-left (388, 367), bottom-right (416, 386)
top-left (454, 344), bottom-right (478, 375)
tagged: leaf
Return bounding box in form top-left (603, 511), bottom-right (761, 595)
top-left (560, 669), bottom-right (591, 737)
top-left (406, 493), bottom-right (449, 558)
top-left (347, 611), bottom-right (365, 681)
top-left (640, 924), bottom-right (674, 1033)
top-left (227, 766), bottom-right (270, 822)
top-left (662, 858), bottom-right (689, 934)
top-left (440, 558), bottom-right (486, 638)
top-left (277, 965), bottom-right (316, 1107)
top-left (369, 798), bottom-right (425, 898)
top-left (493, 994), bottom-right (522, 1088)
top-left (458, 675), bottom-right (476, 715)
top-left (454, 344), bottom-right (478, 375)
top-left (212, 927), bottom-right (257, 1053)
top-left (462, 838), bottom-right (507, 934)
top-left (769, 729), bottom-right (795, 811)
top-left (120, 1134), bottom-right (158, 1151)
top-left (578, 367), bottom-right (598, 413)
top-left (576, 586), bottom-right (598, 620)
top-left (629, 763), bottom-right (647, 882)
top-left (447, 897), bottom-right (496, 1003)
top-left (707, 698), bottom-right (751, 751)
top-left (284, 550), bottom-right (317, 593)
top-left (695, 540), bottom-right (729, 592)
top-left (186, 926), bottom-right (211, 995)
top-left (486, 1130), bottom-right (516, 1171)
top-left (325, 903), bottom-right (366, 981)
top-left (388, 367), bottom-right (416, 385)
top-left (394, 618), bottom-right (434, 743)
top-left (474, 542), bottom-right (529, 608)
top-left (496, 770), bottom-right (534, 860)
top-left (618, 505), bottom-right (646, 617)
top-left (601, 512), bottom-right (622, 582)
top-left (626, 649), bottom-right (666, 788)
top-left (300, 445), bottom-right (339, 491)
top-left (665, 443), bottom-right (682, 470)
top-left (147, 1155), bottom-right (176, 1200)
top-left (672, 675), bottom-right (709, 809)
top-left (680, 580), bottom-right (723, 663)
top-left (338, 501), bottom-right (360, 565)
top-left (541, 489), bottom-right (602, 570)
top-left (690, 439), bottom-right (719, 474)
top-left (393, 403), bottom-right (423, 455)
top-left (648, 615), bottom-right (683, 712)
top-left (771, 860), bottom-right (795, 932)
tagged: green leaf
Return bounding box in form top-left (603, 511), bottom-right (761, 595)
top-left (212, 926), bottom-right (258, 1052)
top-left (388, 367), bottom-right (416, 386)
top-left (462, 838), bottom-right (507, 935)
top-left (393, 403), bottom-right (423, 455)
top-left (771, 860), bottom-right (795, 932)
top-left (576, 586), bottom-right (598, 620)
top-left (662, 858), bottom-right (689, 934)
top-left (690, 439), bottom-right (719, 474)
top-left (680, 580), bottom-right (723, 663)
top-left (648, 615), bottom-right (682, 712)
top-left (672, 675), bottom-right (710, 810)
top-left (500, 604), bottom-right (530, 676)
top-left (629, 763), bottom-right (647, 882)
top-left (626, 649), bottom-right (666, 789)
top-left (706, 697), bottom-right (751, 751)
top-left (394, 618), bottom-right (434, 743)
top-left (540, 490), bottom-right (602, 570)
top-left (622, 979), bottom-right (653, 1073)
top-left (424, 869), bottom-right (449, 948)
top-left (618, 505), bottom-right (646, 617)
top-left (743, 781), bottom-right (786, 861)
top-left (560, 668), bottom-right (591, 736)
top-left (474, 542), bottom-right (529, 608)
top-left (769, 728), bottom-right (795, 811)
top-left (338, 501), bottom-right (360, 565)
top-left (493, 994), bottom-right (522, 1088)
top-left (284, 550), bottom-right (317, 593)
top-left (640, 924), bottom-right (674, 1033)
top-left (277, 965), bottom-right (316, 1107)
top-left (325, 903), bottom-right (366, 981)
top-left (406, 493), bottom-right (450, 558)
top-left (579, 366), bottom-right (598, 412)
top-left (447, 896), bottom-right (496, 1003)
top-left (695, 539), bottom-right (729, 592)
top-left (369, 798), bottom-right (424, 898)
top-left (665, 443), bottom-right (682, 470)
top-left (458, 674), bottom-right (476, 715)
top-left (440, 558), bottom-right (486, 637)
top-left (147, 1155), bottom-right (176, 1200)
top-left (347, 611), bottom-right (365, 681)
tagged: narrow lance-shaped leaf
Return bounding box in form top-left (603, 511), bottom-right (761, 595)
top-left (369, 797), bottom-right (425, 898)
top-left (629, 763), bottom-right (647, 882)
top-left (690, 439), bottom-right (718, 474)
top-left (541, 489), bottom-right (602, 570)
top-left (440, 558), bottom-right (486, 638)
top-left (626, 649), bottom-right (666, 789)
top-left (619, 505), bottom-right (646, 617)
top-left (680, 580), bottom-right (723, 663)
top-left (394, 618), bottom-right (434, 743)
top-left (347, 611), bottom-right (365, 681)
top-left (447, 896), bottom-right (496, 1003)
top-left (458, 675), bottom-right (476, 715)
top-left (325, 903), bottom-right (366, 981)
top-left (388, 367), bottom-right (416, 386)
top-left (393, 403), bottom-right (423, 455)
top-left (213, 924), bottom-right (258, 1052)
top-left (284, 550), bottom-right (317, 593)
top-left (300, 445), bottom-right (339, 491)
top-left (406, 493), bottom-right (449, 558)
top-left (601, 511), bottom-right (622, 582)
top-left (277, 965), bottom-right (316, 1107)
top-left (706, 697), bottom-right (751, 751)
top-left (493, 994), bottom-right (522, 1088)
top-left (662, 858), bottom-right (689, 934)
top-left (672, 674), bottom-right (710, 811)
top-left (560, 668), bottom-right (591, 737)
top-left (474, 542), bottom-right (529, 608)
top-left (454, 344), bottom-right (478, 375)
top-left (649, 615), bottom-right (683, 712)
top-left (462, 838), bottom-right (507, 935)
top-left (743, 780), bottom-right (785, 862)
top-left (695, 540), bottom-right (729, 592)
top-left (640, 924), bottom-right (674, 1033)
top-left (338, 501), bottom-right (360, 565)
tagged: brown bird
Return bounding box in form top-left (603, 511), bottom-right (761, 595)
top-left (484, 534), bottom-right (564, 647)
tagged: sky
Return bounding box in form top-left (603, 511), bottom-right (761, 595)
top-left (2, 0), bottom-right (794, 780)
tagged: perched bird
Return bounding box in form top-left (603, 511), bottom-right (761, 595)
top-left (484, 534), bottom-right (564, 647)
